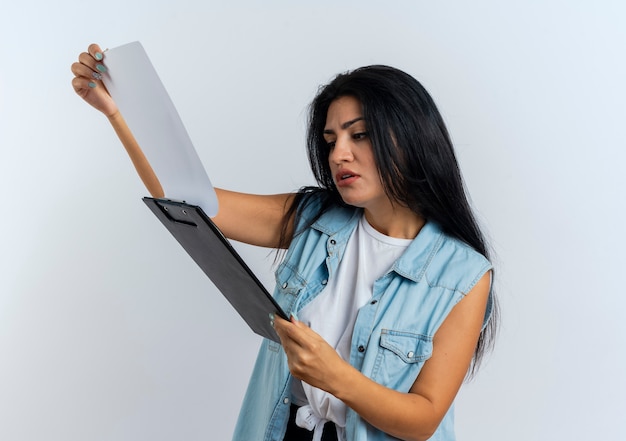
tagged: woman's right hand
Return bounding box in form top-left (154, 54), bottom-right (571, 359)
top-left (71, 43), bottom-right (118, 117)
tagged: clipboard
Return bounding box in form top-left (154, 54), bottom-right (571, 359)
top-left (143, 197), bottom-right (288, 342)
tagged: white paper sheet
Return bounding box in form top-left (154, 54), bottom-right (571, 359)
top-left (101, 41), bottom-right (218, 216)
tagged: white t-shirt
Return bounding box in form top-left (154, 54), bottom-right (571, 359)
top-left (291, 214), bottom-right (411, 440)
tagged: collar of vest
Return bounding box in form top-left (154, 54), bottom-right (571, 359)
top-left (310, 206), bottom-right (445, 283)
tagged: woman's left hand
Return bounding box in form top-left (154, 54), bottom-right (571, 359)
top-left (272, 315), bottom-right (348, 393)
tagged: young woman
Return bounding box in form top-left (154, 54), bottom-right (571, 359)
top-left (72, 44), bottom-right (497, 441)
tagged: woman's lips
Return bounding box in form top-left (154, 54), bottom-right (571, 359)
top-left (335, 169), bottom-right (359, 187)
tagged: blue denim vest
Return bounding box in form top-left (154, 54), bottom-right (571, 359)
top-left (232, 195), bottom-right (492, 441)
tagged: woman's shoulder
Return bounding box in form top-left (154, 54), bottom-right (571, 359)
top-left (422, 224), bottom-right (492, 295)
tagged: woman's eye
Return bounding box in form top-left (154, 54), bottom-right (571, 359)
top-left (353, 132), bottom-right (369, 140)
top-left (326, 140), bottom-right (336, 149)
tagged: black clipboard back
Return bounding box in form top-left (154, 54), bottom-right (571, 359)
top-left (143, 197), bottom-right (287, 342)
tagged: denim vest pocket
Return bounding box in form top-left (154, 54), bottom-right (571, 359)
top-left (371, 330), bottom-right (433, 389)
top-left (274, 263), bottom-right (305, 311)
top-left (275, 263), bottom-right (306, 295)
top-left (270, 264), bottom-right (306, 353)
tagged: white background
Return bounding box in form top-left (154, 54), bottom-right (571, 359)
top-left (1, 1), bottom-right (625, 440)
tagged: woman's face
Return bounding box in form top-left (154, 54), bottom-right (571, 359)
top-left (324, 96), bottom-right (390, 214)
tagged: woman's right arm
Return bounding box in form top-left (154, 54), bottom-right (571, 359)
top-left (71, 44), bottom-right (295, 248)
top-left (212, 189), bottom-right (296, 248)
top-left (71, 43), bottom-right (164, 198)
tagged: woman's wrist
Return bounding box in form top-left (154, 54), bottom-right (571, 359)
top-left (326, 358), bottom-right (361, 402)
top-left (106, 109), bottom-right (122, 122)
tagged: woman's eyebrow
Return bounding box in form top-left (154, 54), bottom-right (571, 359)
top-left (323, 117), bottom-right (365, 134)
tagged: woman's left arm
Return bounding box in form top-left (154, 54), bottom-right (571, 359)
top-left (273, 271), bottom-right (491, 441)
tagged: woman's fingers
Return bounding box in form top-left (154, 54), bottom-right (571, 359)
top-left (71, 75), bottom-right (95, 99)
top-left (274, 317), bottom-right (343, 390)
top-left (77, 51), bottom-right (107, 77)
top-left (88, 43), bottom-right (105, 60)
top-left (70, 61), bottom-right (101, 83)
top-left (273, 318), bottom-right (324, 361)
top-left (274, 316), bottom-right (308, 347)
top-left (71, 44), bottom-right (118, 117)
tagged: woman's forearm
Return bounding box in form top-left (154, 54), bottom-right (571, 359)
top-left (330, 362), bottom-right (439, 441)
top-left (107, 111), bottom-right (164, 198)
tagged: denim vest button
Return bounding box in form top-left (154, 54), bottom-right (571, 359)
top-left (282, 282), bottom-right (288, 289)
top-left (322, 279), bottom-right (328, 285)
top-left (330, 239), bottom-right (336, 245)
top-left (358, 345), bottom-right (365, 353)
top-left (407, 351), bottom-right (414, 358)
top-left (370, 300), bottom-right (378, 305)
top-left (283, 397), bottom-right (289, 404)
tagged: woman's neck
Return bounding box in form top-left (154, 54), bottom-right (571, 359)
top-left (363, 205), bottom-right (425, 239)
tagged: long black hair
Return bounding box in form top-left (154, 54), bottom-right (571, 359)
top-left (282, 65), bottom-right (498, 373)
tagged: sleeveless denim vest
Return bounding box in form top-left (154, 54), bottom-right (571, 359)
top-left (233, 195), bottom-right (492, 441)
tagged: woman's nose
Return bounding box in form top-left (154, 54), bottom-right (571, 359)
top-left (329, 138), bottom-right (354, 164)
